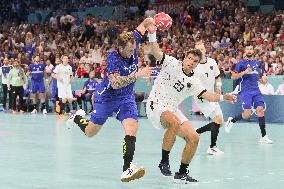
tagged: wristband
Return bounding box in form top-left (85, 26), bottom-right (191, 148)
top-left (219, 95), bottom-right (224, 102)
top-left (148, 32), bottom-right (157, 43)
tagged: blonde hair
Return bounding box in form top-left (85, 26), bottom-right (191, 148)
top-left (116, 32), bottom-right (135, 48)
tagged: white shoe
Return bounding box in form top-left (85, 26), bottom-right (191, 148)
top-left (42, 109), bottom-right (47, 114)
top-left (66, 109), bottom-right (86, 129)
top-left (31, 109), bottom-right (37, 114)
top-left (121, 164), bottom-right (145, 182)
top-left (259, 135), bottom-right (273, 144)
top-left (225, 117), bottom-right (234, 133)
top-left (207, 146), bottom-right (224, 155)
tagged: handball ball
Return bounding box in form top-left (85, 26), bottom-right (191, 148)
top-left (154, 12), bottom-right (172, 31)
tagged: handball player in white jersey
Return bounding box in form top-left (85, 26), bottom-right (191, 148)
top-left (53, 55), bottom-right (74, 118)
top-left (146, 31), bottom-right (236, 183)
top-left (194, 41), bottom-right (225, 155)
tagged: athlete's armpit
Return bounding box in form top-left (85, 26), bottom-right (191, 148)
top-left (108, 72), bottom-right (136, 89)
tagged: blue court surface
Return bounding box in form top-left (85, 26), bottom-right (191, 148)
top-left (0, 113), bottom-right (283, 189)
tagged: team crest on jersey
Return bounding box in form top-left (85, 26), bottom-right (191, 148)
top-left (210, 66), bottom-right (213, 70)
top-left (187, 83), bottom-right (192, 88)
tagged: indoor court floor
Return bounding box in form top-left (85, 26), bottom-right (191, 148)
top-left (0, 113), bottom-right (283, 189)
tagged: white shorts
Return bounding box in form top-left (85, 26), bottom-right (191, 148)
top-left (195, 99), bottom-right (223, 119)
top-left (58, 84), bottom-right (73, 99)
top-left (146, 100), bottom-right (188, 129)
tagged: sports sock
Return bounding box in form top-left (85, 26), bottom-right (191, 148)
top-left (74, 115), bottom-right (89, 133)
top-left (258, 116), bottom-right (266, 137)
top-left (178, 162), bottom-right (189, 174)
top-left (210, 122), bottom-right (220, 148)
top-left (196, 122), bottom-right (213, 134)
top-left (32, 104), bottom-right (37, 111)
top-left (123, 135), bottom-right (136, 172)
top-left (161, 149), bottom-right (170, 163)
top-left (60, 102), bottom-right (66, 115)
top-left (41, 103), bottom-right (46, 111)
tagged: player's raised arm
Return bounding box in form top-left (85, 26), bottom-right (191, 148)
top-left (147, 12), bottom-right (173, 62)
top-left (136, 17), bottom-right (156, 36)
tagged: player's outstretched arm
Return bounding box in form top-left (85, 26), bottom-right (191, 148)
top-left (108, 67), bottom-right (155, 89)
top-left (200, 91), bottom-right (237, 103)
top-left (149, 41), bottom-right (164, 62)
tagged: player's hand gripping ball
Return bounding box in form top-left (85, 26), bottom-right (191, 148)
top-left (154, 12), bottom-right (172, 31)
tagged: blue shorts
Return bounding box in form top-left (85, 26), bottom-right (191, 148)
top-left (31, 80), bottom-right (45, 93)
top-left (90, 100), bottom-right (138, 125)
top-left (239, 91), bottom-right (265, 109)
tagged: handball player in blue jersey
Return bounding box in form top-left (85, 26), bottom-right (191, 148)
top-left (67, 18), bottom-right (156, 182)
top-left (76, 71), bottom-right (98, 112)
top-left (27, 55), bottom-right (47, 114)
top-left (225, 44), bottom-right (273, 144)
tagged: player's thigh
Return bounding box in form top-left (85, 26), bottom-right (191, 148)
top-left (239, 92), bottom-right (253, 110)
top-left (161, 109), bottom-right (187, 130)
top-left (38, 80), bottom-right (46, 94)
top-left (177, 121), bottom-right (199, 144)
top-left (90, 102), bottom-right (115, 126)
top-left (211, 104), bottom-right (224, 126)
top-left (117, 101), bottom-right (138, 123)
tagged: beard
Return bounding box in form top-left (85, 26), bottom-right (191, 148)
top-left (246, 53), bottom-right (253, 58)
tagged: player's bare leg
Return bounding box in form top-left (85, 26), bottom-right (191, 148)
top-left (157, 111), bottom-right (180, 176)
top-left (174, 121), bottom-right (199, 183)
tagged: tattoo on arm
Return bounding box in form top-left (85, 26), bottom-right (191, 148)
top-left (108, 72), bottom-right (136, 89)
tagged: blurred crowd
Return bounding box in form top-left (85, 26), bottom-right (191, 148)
top-left (0, 0), bottom-right (284, 113)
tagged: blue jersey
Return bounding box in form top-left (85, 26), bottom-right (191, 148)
top-left (51, 67), bottom-right (57, 90)
top-left (23, 44), bottom-right (35, 60)
top-left (234, 59), bottom-right (262, 94)
top-left (1, 65), bottom-right (12, 78)
top-left (84, 79), bottom-right (98, 94)
top-left (29, 63), bottom-right (45, 81)
top-left (94, 30), bottom-right (142, 103)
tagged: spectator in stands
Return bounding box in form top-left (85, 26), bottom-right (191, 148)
top-left (76, 63), bottom-right (88, 78)
top-left (259, 75), bottom-right (275, 95)
top-left (275, 77), bottom-right (284, 95)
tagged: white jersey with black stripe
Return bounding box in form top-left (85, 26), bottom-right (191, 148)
top-left (193, 57), bottom-right (220, 93)
top-left (148, 54), bottom-right (206, 110)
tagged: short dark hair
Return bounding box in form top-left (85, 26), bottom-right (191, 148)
top-left (186, 49), bottom-right (202, 61)
top-left (245, 42), bottom-right (254, 48)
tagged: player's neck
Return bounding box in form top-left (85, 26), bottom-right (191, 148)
top-left (200, 55), bottom-right (207, 64)
top-left (182, 66), bottom-right (194, 77)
